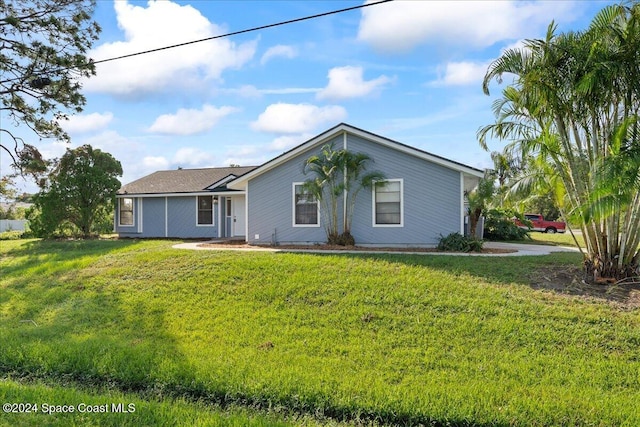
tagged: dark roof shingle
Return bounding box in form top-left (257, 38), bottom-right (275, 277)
top-left (118, 166), bottom-right (257, 195)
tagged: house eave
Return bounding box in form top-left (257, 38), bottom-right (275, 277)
top-left (116, 190), bottom-right (246, 198)
top-left (227, 123), bottom-right (484, 189)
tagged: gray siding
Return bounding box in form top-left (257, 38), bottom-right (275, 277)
top-left (247, 135), bottom-right (343, 245)
top-left (116, 196), bottom-right (218, 238)
top-left (347, 134), bottom-right (461, 246)
top-left (167, 197), bottom-right (217, 238)
top-left (246, 132), bottom-right (462, 246)
top-left (142, 198), bottom-right (165, 237)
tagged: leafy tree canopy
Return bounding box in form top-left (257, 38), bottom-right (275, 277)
top-left (29, 145), bottom-right (122, 238)
top-left (480, 3), bottom-right (640, 281)
top-left (0, 0), bottom-right (100, 176)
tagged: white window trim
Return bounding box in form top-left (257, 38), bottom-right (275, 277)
top-left (372, 179), bottom-right (404, 228)
top-left (118, 197), bottom-right (135, 227)
top-left (196, 195), bottom-right (215, 227)
top-left (292, 182), bottom-right (320, 227)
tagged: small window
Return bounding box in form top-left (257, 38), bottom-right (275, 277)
top-left (293, 183), bottom-right (319, 226)
top-left (373, 180), bottom-right (403, 226)
top-left (119, 198), bottom-right (134, 226)
top-left (197, 196), bottom-right (214, 225)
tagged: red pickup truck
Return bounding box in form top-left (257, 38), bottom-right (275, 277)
top-left (514, 214), bottom-right (566, 234)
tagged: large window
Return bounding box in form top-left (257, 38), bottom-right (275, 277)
top-left (197, 196), bottom-right (214, 225)
top-left (373, 179), bottom-right (403, 226)
top-left (119, 198), bottom-right (134, 226)
top-left (293, 183), bottom-right (319, 226)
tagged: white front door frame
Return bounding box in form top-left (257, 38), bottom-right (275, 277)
top-left (231, 195), bottom-right (246, 237)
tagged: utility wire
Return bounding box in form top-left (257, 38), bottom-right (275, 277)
top-left (0, 0), bottom-right (394, 86)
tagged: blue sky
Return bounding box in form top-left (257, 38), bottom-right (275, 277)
top-left (2, 0), bottom-right (613, 193)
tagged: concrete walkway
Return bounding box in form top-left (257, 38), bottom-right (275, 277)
top-left (173, 241), bottom-right (581, 257)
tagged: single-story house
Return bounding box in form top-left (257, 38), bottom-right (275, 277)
top-left (115, 123), bottom-right (484, 246)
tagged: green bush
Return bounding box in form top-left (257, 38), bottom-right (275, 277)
top-left (0, 230), bottom-right (24, 240)
top-left (483, 208), bottom-right (529, 241)
top-left (437, 232), bottom-right (484, 252)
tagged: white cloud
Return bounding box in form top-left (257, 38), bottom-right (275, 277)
top-left (84, 0), bottom-right (256, 95)
top-left (357, 0), bottom-right (575, 53)
top-left (142, 156), bottom-right (170, 171)
top-left (431, 61), bottom-right (490, 87)
top-left (501, 39), bottom-right (528, 54)
top-left (269, 134), bottom-right (311, 151)
top-left (225, 85), bottom-right (321, 98)
top-left (172, 147), bottom-right (216, 167)
top-left (317, 66), bottom-right (392, 100)
top-left (260, 45), bottom-right (297, 65)
top-left (148, 105), bottom-right (239, 135)
top-left (251, 103), bottom-right (347, 134)
top-left (59, 112), bottom-right (114, 134)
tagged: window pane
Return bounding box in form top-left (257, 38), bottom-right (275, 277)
top-left (120, 211), bottom-right (133, 226)
top-left (198, 210), bottom-right (213, 225)
top-left (119, 198), bottom-right (133, 226)
top-left (375, 181), bottom-right (401, 225)
top-left (376, 192), bottom-right (400, 203)
top-left (199, 196), bottom-right (212, 209)
top-left (376, 202), bottom-right (400, 214)
top-left (296, 203), bottom-right (317, 224)
top-left (198, 196), bottom-right (213, 225)
top-left (379, 181), bottom-right (400, 192)
top-left (294, 185), bottom-right (318, 225)
top-left (376, 212), bottom-right (400, 224)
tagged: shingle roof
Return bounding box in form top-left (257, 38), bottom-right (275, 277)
top-left (118, 166), bottom-right (257, 195)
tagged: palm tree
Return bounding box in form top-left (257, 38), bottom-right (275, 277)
top-left (465, 170), bottom-right (495, 238)
top-left (303, 143), bottom-right (385, 245)
top-left (479, 3), bottom-right (640, 281)
top-left (303, 143), bottom-right (343, 242)
top-left (342, 150), bottom-right (386, 240)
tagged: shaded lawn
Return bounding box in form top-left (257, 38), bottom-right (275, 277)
top-left (1, 239), bottom-right (639, 426)
top-left (0, 378), bottom-right (306, 427)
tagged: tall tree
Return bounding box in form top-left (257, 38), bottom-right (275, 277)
top-left (479, 3), bottom-right (640, 281)
top-left (30, 145), bottom-right (122, 238)
top-left (342, 150), bottom-right (386, 240)
top-left (0, 0), bottom-right (100, 176)
top-left (303, 143), bottom-right (343, 243)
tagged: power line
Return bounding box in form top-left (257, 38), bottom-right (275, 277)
top-left (0, 0), bottom-right (394, 86)
top-left (93, 0), bottom-right (393, 66)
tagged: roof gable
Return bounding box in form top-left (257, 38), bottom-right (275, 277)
top-left (227, 123), bottom-right (483, 189)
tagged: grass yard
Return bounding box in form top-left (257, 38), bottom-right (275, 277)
top-left (525, 231), bottom-right (585, 248)
top-left (0, 379), bottom-right (318, 427)
top-left (1, 239), bottom-right (639, 426)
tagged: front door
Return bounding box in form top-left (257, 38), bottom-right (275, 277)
top-left (225, 198), bottom-right (232, 237)
top-left (232, 195), bottom-right (246, 237)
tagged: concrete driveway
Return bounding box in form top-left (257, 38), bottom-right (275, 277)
top-left (483, 241), bottom-right (581, 256)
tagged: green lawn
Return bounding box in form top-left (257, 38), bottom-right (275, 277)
top-left (525, 231), bottom-right (585, 248)
top-left (1, 239), bottom-right (639, 426)
top-left (0, 379), bottom-right (313, 427)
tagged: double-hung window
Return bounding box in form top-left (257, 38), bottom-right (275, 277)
top-left (119, 198), bottom-right (134, 226)
top-left (373, 179), bottom-right (403, 226)
top-left (293, 183), bottom-right (319, 226)
top-left (197, 196), bottom-right (214, 225)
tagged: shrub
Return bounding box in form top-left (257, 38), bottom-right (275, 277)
top-left (437, 232), bottom-right (484, 252)
top-left (327, 231), bottom-right (356, 246)
top-left (0, 230), bottom-right (24, 240)
top-left (483, 208), bottom-right (529, 241)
